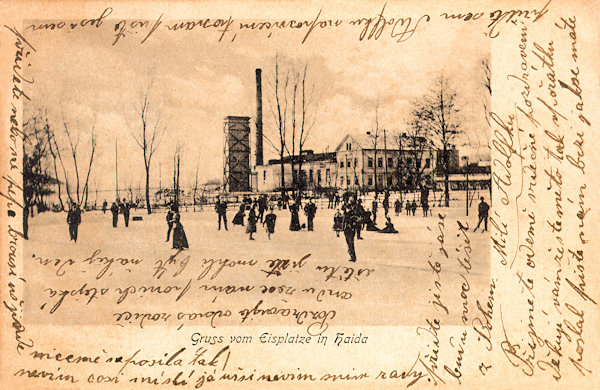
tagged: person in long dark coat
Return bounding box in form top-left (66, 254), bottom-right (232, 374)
top-left (289, 199), bottom-right (301, 231)
top-left (264, 206), bottom-right (277, 239)
top-left (232, 204), bottom-right (245, 226)
top-left (372, 197), bottom-right (378, 223)
top-left (246, 206), bottom-right (257, 240)
top-left (67, 202), bottom-right (82, 242)
top-left (333, 209), bottom-right (343, 237)
top-left (102, 200), bottom-right (107, 214)
top-left (355, 199), bottom-right (365, 240)
top-left (258, 195), bottom-right (267, 223)
top-left (394, 198), bottom-right (402, 216)
top-left (364, 211), bottom-right (380, 231)
top-left (172, 213), bottom-right (189, 249)
top-left (383, 191), bottom-right (390, 218)
top-left (410, 199), bottom-right (417, 216)
top-left (110, 201), bottom-right (119, 227)
top-left (166, 204), bottom-right (175, 242)
top-left (342, 205), bottom-right (358, 262)
top-left (304, 199), bottom-right (317, 231)
top-left (120, 198), bottom-right (130, 227)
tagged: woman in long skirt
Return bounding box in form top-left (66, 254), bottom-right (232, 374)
top-left (232, 204), bottom-right (245, 226)
top-left (246, 206), bottom-right (257, 240)
top-left (172, 213), bottom-right (189, 249)
top-left (289, 200), bottom-right (301, 231)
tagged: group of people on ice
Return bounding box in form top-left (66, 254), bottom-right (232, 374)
top-left (216, 194), bottom-right (317, 241)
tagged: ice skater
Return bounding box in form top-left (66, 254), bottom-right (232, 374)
top-left (372, 197), bottom-right (378, 223)
top-left (67, 201), bottom-right (81, 242)
top-left (289, 198), bottom-right (301, 231)
top-left (333, 209), bottom-right (343, 237)
top-left (120, 198), bottom-right (130, 227)
top-left (342, 204), bottom-right (358, 262)
top-left (172, 213), bottom-right (189, 249)
top-left (166, 203), bottom-right (175, 241)
top-left (215, 196), bottom-right (228, 230)
top-left (232, 203), bottom-right (245, 226)
top-left (110, 201), bottom-right (119, 227)
top-left (304, 198), bottom-right (317, 231)
top-left (264, 206), bottom-right (277, 239)
top-left (474, 197), bottom-right (490, 232)
top-left (247, 205), bottom-right (257, 240)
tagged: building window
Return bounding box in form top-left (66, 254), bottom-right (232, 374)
top-left (340, 160), bottom-right (344, 168)
top-left (326, 169), bottom-right (330, 183)
top-left (388, 157), bottom-right (393, 167)
top-left (425, 158), bottom-right (431, 168)
top-left (346, 177), bottom-right (350, 185)
top-left (340, 176), bottom-right (344, 186)
top-left (387, 176), bottom-right (393, 186)
top-left (263, 171), bottom-right (266, 183)
top-left (367, 175), bottom-right (373, 185)
top-left (378, 157), bottom-right (383, 168)
top-left (355, 177), bottom-right (359, 185)
top-left (317, 169), bottom-right (321, 184)
top-left (346, 143), bottom-right (352, 151)
top-left (368, 158), bottom-right (373, 168)
top-left (309, 169), bottom-right (313, 183)
top-left (354, 158), bottom-right (358, 167)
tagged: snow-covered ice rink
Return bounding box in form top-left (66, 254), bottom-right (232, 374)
top-left (23, 193), bottom-right (491, 329)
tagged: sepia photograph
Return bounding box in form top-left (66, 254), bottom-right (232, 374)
top-left (2, 0), bottom-right (599, 388)
top-left (20, 12), bottom-right (492, 329)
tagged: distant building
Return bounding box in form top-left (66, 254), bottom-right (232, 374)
top-left (334, 133), bottom-right (437, 191)
top-left (254, 150), bottom-right (337, 192)
top-left (253, 133), bottom-right (452, 193)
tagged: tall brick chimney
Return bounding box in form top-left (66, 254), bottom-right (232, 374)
top-left (255, 68), bottom-right (263, 166)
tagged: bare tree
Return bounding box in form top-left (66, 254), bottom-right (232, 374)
top-left (22, 111), bottom-right (57, 238)
top-left (265, 56), bottom-right (319, 198)
top-left (128, 80), bottom-right (167, 214)
top-left (293, 62), bottom-right (318, 196)
top-left (411, 76), bottom-right (461, 206)
top-left (265, 54), bottom-right (289, 196)
top-left (172, 145), bottom-right (182, 206)
top-left (57, 107), bottom-right (98, 208)
top-left (193, 156), bottom-right (200, 211)
top-left (367, 100), bottom-right (382, 194)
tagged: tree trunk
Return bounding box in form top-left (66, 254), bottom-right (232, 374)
top-left (279, 158), bottom-right (285, 196)
top-left (443, 147), bottom-right (450, 207)
top-left (145, 166), bottom-right (152, 214)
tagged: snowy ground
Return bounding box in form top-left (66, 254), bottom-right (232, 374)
top-left (23, 191), bottom-right (491, 329)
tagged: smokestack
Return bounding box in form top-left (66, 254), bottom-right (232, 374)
top-left (255, 68), bottom-right (263, 166)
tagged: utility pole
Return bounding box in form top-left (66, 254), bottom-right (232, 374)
top-left (115, 139), bottom-right (119, 200)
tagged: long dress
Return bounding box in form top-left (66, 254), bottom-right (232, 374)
top-left (264, 213), bottom-right (277, 234)
top-left (289, 203), bottom-right (301, 231)
top-left (364, 212), bottom-right (380, 231)
top-left (333, 212), bottom-right (343, 233)
top-left (232, 206), bottom-right (245, 225)
top-left (379, 221), bottom-right (398, 234)
top-left (172, 221), bottom-right (189, 249)
top-left (246, 209), bottom-right (257, 234)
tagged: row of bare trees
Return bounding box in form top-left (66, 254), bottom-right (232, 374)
top-left (264, 55), bottom-right (319, 197)
top-left (22, 106), bottom-right (97, 238)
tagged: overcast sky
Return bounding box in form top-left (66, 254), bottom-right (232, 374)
top-left (24, 14), bottom-right (490, 196)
